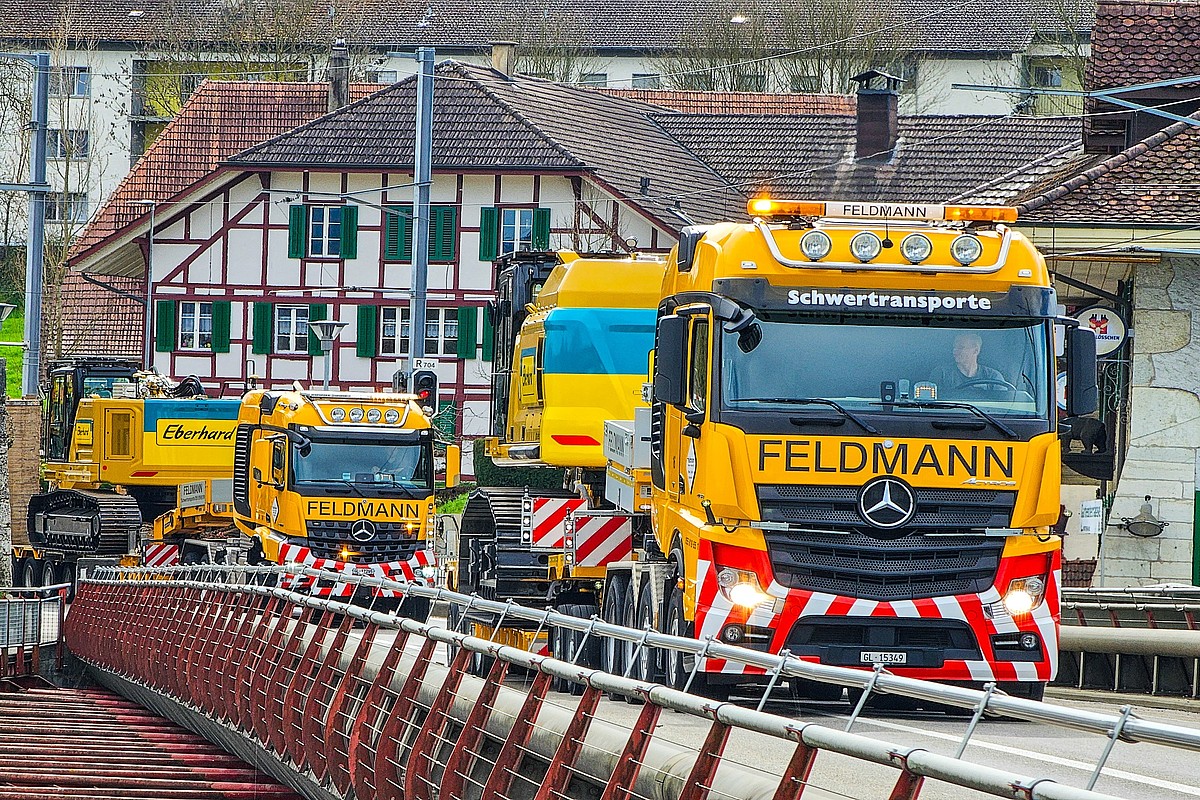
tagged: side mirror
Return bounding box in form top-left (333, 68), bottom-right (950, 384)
top-left (1066, 326), bottom-right (1098, 416)
top-left (445, 444), bottom-right (461, 489)
top-left (652, 314), bottom-right (688, 407)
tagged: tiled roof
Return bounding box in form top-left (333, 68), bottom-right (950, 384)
top-left (1018, 109), bottom-right (1200, 224)
top-left (652, 114), bottom-right (1084, 204)
top-left (71, 81), bottom-right (376, 261)
top-left (1, 0), bottom-right (1091, 52)
top-left (1087, 0), bottom-right (1200, 89)
top-left (56, 273), bottom-right (144, 359)
top-left (598, 89), bottom-right (855, 115)
top-left (231, 63), bottom-right (740, 226)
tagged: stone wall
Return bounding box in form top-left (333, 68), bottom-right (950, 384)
top-left (6, 400), bottom-right (41, 547)
top-left (1100, 257), bottom-right (1199, 585)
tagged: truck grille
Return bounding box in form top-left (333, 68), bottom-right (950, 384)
top-left (757, 485), bottom-right (1015, 531)
top-left (305, 520), bottom-right (423, 564)
top-left (763, 529), bottom-right (1004, 601)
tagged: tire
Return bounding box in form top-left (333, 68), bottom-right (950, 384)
top-left (600, 575), bottom-right (630, 681)
top-left (60, 562), bottom-right (77, 603)
top-left (789, 679), bottom-right (844, 703)
top-left (553, 603), bottom-right (600, 695)
top-left (663, 583), bottom-right (689, 690)
top-left (20, 558), bottom-right (38, 588)
top-left (399, 595), bottom-right (433, 624)
top-left (40, 559), bottom-right (57, 589)
top-left (634, 579), bottom-right (660, 684)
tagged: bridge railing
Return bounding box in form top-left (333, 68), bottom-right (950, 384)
top-left (65, 566), bottom-right (1200, 800)
top-left (0, 583), bottom-right (68, 681)
top-left (1058, 586), bottom-right (1200, 697)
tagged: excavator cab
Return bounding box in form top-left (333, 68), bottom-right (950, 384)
top-left (43, 358), bottom-right (139, 462)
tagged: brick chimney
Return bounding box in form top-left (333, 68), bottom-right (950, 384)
top-left (327, 39), bottom-right (350, 112)
top-left (491, 41), bottom-right (517, 77)
top-left (851, 70), bottom-right (903, 162)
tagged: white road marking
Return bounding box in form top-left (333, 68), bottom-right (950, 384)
top-left (834, 713), bottom-right (1200, 796)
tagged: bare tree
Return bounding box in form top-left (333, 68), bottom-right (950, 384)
top-left (653, 0), bottom-right (919, 96)
top-left (495, 7), bottom-right (606, 83)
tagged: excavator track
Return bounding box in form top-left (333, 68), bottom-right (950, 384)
top-left (459, 486), bottom-right (577, 610)
top-left (28, 490), bottom-right (143, 556)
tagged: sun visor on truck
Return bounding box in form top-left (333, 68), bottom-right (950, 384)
top-left (711, 278), bottom-right (1057, 318)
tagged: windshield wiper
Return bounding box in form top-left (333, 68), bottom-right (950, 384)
top-left (742, 397), bottom-right (880, 435)
top-left (304, 478), bottom-right (365, 497)
top-left (872, 400), bottom-right (1018, 440)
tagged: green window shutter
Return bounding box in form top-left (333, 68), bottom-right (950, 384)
top-left (339, 205), bottom-right (358, 260)
top-left (431, 206), bottom-right (457, 261)
top-left (478, 206), bottom-right (499, 261)
top-left (287, 205), bottom-right (307, 259)
top-left (307, 303), bottom-right (327, 356)
top-left (481, 303), bottom-right (495, 362)
top-left (356, 304), bottom-right (378, 358)
top-left (532, 207), bottom-right (551, 250)
top-left (154, 299), bottom-right (175, 353)
top-left (456, 306), bottom-right (478, 360)
top-left (211, 300), bottom-right (231, 353)
top-left (252, 302), bottom-right (272, 354)
top-left (384, 205), bottom-right (414, 261)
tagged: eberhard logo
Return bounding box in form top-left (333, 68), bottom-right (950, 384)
top-left (306, 500), bottom-right (422, 519)
top-left (156, 420), bottom-right (237, 445)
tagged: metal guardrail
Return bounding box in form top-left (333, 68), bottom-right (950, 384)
top-left (65, 565), bottom-right (1200, 800)
top-left (1058, 587), bottom-right (1200, 697)
top-left (0, 584), bottom-right (68, 681)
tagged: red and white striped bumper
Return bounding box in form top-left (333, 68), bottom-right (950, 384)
top-left (693, 539), bottom-right (1060, 684)
top-left (277, 543), bottom-right (437, 597)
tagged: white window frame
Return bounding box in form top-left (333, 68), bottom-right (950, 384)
top-left (367, 69), bottom-right (398, 84)
top-left (631, 73), bottom-right (662, 89)
top-left (275, 305), bottom-right (310, 354)
top-left (45, 192), bottom-right (89, 224)
top-left (380, 306), bottom-right (458, 357)
top-left (178, 300), bottom-right (214, 350)
top-left (50, 66), bottom-right (91, 97)
top-left (580, 72), bottom-right (608, 87)
top-left (308, 205), bottom-right (343, 257)
top-left (499, 207), bottom-right (535, 256)
top-left (48, 129), bottom-right (90, 160)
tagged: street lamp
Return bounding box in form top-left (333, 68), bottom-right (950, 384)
top-left (308, 319), bottom-right (347, 390)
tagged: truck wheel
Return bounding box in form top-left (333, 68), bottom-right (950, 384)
top-left (19, 557), bottom-right (37, 588)
top-left (600, 575), bottom-right (630, 682)
top-left (663, 584), bottom-right (689, 690)
top-left (635, 580), bottom-right (660, 684)
top-left (399, 594), bottom-right (433, 624)
top-left (40, 559), bottom-right (57, 589)
top-left (60, 562), bottom-right (77, 603)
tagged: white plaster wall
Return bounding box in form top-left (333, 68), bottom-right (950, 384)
top-left (1099, 257), bottom-right (1200, 586)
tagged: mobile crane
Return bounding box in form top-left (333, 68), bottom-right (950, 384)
top-left (456, 199), bottom-right (1098, 701)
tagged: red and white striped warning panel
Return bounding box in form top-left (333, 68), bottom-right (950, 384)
top-left (572, 514), bottom-right (633, 568)
top-left (529, 497), bottom-right (587, 549)
top-left (277, 544), bottom-right (435, 597)
top-left (142, 543), bottom-right (180, 568)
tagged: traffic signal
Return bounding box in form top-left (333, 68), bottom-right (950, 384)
top-left (411, 369), bottom-right (438, 408)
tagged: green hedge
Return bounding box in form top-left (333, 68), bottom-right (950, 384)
top-left (472, 441), bottom-right (566, 490)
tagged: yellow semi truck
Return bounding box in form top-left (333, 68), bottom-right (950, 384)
top-left (230, 387), bottom-right (459, 616)
top-left (460, 199), bottom-right (1098, 701)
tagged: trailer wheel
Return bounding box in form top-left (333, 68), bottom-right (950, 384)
top-left (600, 574), bottom-right (630, 684)
top-left (18, 557), bottom-right (35, 587)
top-left (634, 580), bottom-right (660, 684)
top-left (40, 559), bottom-right (57, 589)
top-left (60, 562), bottom-right (77, 603)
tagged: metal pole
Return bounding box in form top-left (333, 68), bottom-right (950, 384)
top-left (142, 204), bottom-right (156, 370)
top-left (322, 341), bottom-right (332, 390)
top-left (408, 47), bottom-right (435, 371)
top-left (21, 52), bottom-right (49, 398)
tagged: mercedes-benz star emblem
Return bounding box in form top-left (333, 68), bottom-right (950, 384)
top-left (857, 477), bottom-right (917, 529)
top-left (349, 519), bottom-right (377, 542)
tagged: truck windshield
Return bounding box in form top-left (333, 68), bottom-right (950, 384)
top-left (721, 316), bottom-right (1050, 420)
top-left (292, 440), bottom-right (431, 490)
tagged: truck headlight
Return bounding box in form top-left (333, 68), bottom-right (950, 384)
top-left (716, 567), bottom-right (769, 609)
top-left (420, 565), bottom-right (437, 579)
top-left (849, 231), bottom-right (883, 262)
top-left (799, 230), bottom-right (832, 260)
top-left (1003, 575), bottom-right (1046, 616)
top-left (950, 234), bottom-right (984, 265)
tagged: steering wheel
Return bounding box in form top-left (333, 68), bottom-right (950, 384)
top-left (956, 377), bottom-right (1018, 392)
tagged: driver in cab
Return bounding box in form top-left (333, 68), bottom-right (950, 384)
top-left (929, 333), bottom-right (1005, 392)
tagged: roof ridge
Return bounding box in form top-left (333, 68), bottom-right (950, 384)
top-left (1017, 108), bottom-right (1200, 213)
top-left (458, 65), bottom-right (590, 168)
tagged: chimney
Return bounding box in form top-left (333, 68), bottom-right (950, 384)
top-left (491, 41), bottom-right (517, 77)
top-left (851, 70), bottom-right (902, 162)
top-left (327, 39), bottom-right (350, 112)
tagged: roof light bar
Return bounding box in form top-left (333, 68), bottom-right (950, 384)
top-left (747, 198), bottom-right (1018, 223)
